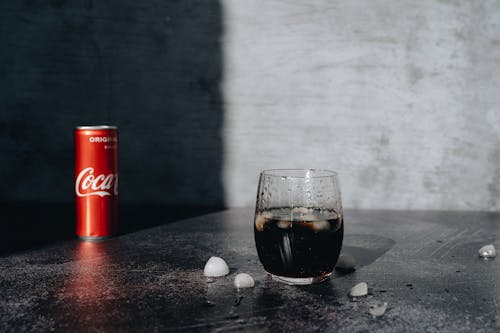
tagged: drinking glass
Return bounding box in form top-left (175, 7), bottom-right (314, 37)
top-left (254, 169), bottom-right (344, 285)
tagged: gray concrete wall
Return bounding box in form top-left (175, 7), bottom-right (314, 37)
top-left (221, 0), bottom-right (500, 211)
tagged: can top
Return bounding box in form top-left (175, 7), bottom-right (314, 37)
top-left (76, 125), bottom-right (117, 130)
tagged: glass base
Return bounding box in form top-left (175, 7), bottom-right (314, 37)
top-left (270, 272), bottom-right (332, 285)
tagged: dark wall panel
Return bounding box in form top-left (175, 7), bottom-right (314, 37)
top-left (0, 0), bottom-right (224, 206)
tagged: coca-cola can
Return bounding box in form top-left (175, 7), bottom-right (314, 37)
top-left (74, 125), bottom-right (118, 240)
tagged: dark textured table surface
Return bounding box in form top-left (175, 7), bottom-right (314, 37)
top-left (1, 208), bottom-right (499, 332)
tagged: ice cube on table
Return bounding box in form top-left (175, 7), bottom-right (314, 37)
top-left (369, 302), bottom-right (388, 318)
top-left (478, 244), bottom-right (496, 258)
top-left (349, 282), bottom-right (368, 297)
top-left (204, 256), bottom-right (230, 277)
top-left (234, 273), bottom-right (255, 289)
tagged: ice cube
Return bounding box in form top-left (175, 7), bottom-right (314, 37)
top-left (349, 282), bottom-right (368, 297)
top-left (478, 244), bottom-right (496, 259)
top-left (312, 220), bottom-right (330, 232)
top-left (254, 214), bottom-right (267, 232)
top-left (255, 211), bottom-right (274, 231)
top-left (234, 273), bottom-right (255, 289)
top-left (369, 302), bottom-right (388, 318)
top-left (204, 256), bottom-right (230, 277)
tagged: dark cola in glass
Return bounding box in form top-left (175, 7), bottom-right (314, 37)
top-left (255, 207), bottom-right (343, 282)
top-left (254, 170), bottom-right (344, 285)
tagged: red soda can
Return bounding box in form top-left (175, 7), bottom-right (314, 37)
top-left (74, 126), bottom-right (118, 240)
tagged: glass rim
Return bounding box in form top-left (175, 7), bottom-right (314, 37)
top-left (260, 169), bottom-right (338, 179)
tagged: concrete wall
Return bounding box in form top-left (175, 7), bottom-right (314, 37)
top-left (221, 0), bottom-right (500, 211)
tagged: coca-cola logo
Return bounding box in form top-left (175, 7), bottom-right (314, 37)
top-left (75, 167), bottom-right (118, 197)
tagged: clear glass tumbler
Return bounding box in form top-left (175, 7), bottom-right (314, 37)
top-left (254, 169), bottom-right (344, 285)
